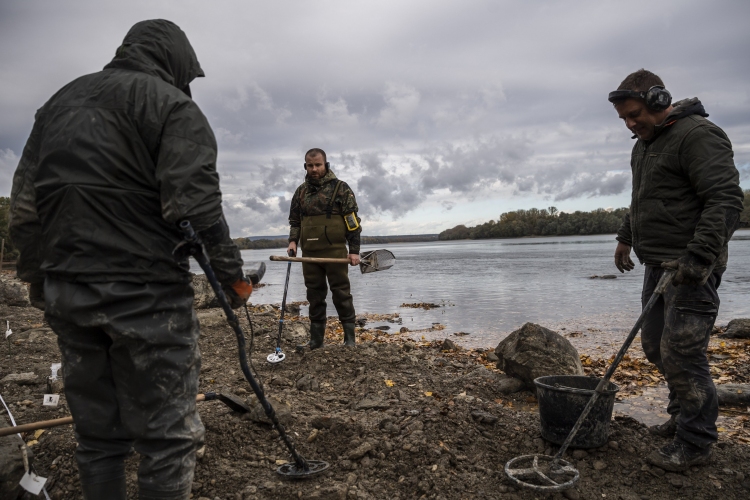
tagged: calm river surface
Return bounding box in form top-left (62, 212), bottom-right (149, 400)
top-left (211, 230), bottom-right (750, 352)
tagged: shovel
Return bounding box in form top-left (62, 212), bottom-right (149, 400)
top-left (0, 392), bottom-right (250, 437)
top-left (270, 249), bottom-right (395, 274)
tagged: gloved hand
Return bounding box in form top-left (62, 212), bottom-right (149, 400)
top-left (223, 276), bottom-right (253, 309)
top-left (661, 253), bottom-right (711, 286)
top-left (28, 282), bottom-right (45, 311)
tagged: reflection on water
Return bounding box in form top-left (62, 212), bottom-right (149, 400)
top-left (210, 231), bottom-right (750, 353)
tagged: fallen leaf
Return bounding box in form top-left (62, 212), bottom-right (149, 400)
top-left (385, 380), bottom-right (395, 387)
top-left (33, 429), bottom-right (45, 439)
top-left (424, 392), bottom-right (433, 397)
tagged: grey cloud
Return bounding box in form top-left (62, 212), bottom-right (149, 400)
top-left (1, 0), bottom-right (749, 236)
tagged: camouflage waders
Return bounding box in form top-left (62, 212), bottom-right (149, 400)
top-left (640, 265), bottom-right (722, 449)
top-left (300, 213), bottom-right (355, 324)
top-left (44, 277), bottom-right (204, 499)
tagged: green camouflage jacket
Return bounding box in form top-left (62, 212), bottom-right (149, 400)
top-left (288, 169), bottom-right (362, 254)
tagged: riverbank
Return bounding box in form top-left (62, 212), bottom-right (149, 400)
top-left (2, 298), bottom-right (749, 499)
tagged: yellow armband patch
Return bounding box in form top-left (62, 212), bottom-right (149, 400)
top-left (344, 212), bottom-right (360, 231)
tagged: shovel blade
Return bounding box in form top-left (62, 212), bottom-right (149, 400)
top-left (217, 393), bottom-right (252, 413)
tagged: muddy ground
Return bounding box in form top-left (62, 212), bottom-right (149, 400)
top-left (2, 293), bottom-right (750, 500)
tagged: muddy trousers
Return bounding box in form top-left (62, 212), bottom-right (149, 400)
top-left (640, 265), bottom-right (722, 449)
top-left (44, 277), bottom-right (204, 499)
top-left (302, 262), bottom-right (355, 324)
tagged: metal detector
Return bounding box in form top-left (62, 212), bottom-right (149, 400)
top-left (178, 221), bottom-right (328, 478)
top-left (505, 270), bottom-right (675, 492)
top-left (267, 249), bottom-right (295, 364)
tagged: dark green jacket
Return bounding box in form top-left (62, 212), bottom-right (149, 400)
top-left (616, 98), bottom-right (744, 267)
top-left (288, 169), bottom-right (362, 254)
top-left (9, 20), bottom-right (242, 285)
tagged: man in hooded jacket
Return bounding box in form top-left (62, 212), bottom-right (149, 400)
top-left (610, 69), bottom-right (744, 471)
top-left (9, 20), bottom-right (251, 499)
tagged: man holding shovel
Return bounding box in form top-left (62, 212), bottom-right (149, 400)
top-left (610, 69), bottom-right (743, 470)
top-left (9, 20), bottom-right (252, 499)
top-left (287, 148), bottom-right (362, 348)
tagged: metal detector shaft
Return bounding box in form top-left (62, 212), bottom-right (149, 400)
top-left (277, 254), bottom-right (293, 347)
top-left (179, 221), bottom-right (308, 470)
top-left (553, 269), bottom-right (675, 461)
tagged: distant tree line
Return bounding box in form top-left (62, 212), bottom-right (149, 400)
top-left (439, 206), bottom-right (630, 240)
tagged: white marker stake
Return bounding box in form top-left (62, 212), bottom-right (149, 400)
top-left (19, 471), bottom-right (47, 495)
top-left (5, 320), bottom-right (11, 338)
top-left (42, 394), bottom-right (60, 407)
top-left (50, 363), bottom-right (61, 381)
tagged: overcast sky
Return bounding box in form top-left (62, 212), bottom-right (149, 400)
top-left (1, 0), bottom-right (748, 237)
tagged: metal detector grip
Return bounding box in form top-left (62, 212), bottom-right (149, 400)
top-left (178, 220), bottom-right (310, 472)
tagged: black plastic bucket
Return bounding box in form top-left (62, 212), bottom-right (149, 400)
top-left (534, 375), bottom-right (620, 449)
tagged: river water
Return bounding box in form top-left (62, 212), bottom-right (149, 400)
top-left (226, 230), bottom-right (750, 354)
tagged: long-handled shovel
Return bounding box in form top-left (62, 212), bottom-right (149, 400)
top-left (0, 392), bottom-right (251, 438)
top-left (504, 269), bottom-right (676, 492)
top-left (267, 250), bottom-right (295, 364)
top-left (178, 220), bottom-right (328, 478)
top-left (270, 248), bottom-right (395, 274)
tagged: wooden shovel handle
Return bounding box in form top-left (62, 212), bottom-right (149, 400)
top-left (0, 416), bottom-right (73, 437)
top-left (270, 255), bottom-right (349, 264)
top-left (0, 393), bottom-right (218, 437)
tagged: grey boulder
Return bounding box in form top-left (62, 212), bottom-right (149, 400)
top-left (722, 319), bottom-right (750, 339)
top-left (494, 322), bottom-right (584, 387)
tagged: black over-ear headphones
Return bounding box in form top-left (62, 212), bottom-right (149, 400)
top-left (608, 85), bottom-right (672, 111)
top-left (303, 162), bottom-right (330, 170)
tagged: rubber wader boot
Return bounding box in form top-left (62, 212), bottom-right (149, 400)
top-left (82, 477), bottom-right (127, 500)
top-left (298, 322), bottom-right (325, 350)
top-left (343, 323), bottom-right (356, 346)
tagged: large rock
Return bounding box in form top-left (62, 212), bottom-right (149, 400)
top-left (0, 275), bottom-right (30, 307)
top-left (716, 384), bottom-right (750, 405)
top-left (494, 323), bottom-right (584, 387)
top-left (0, 415), bottom-right (26, 499)
top-left (191, 274), bottom-right (220, 309)
top-left (722, 319), bottom-right (750, 339)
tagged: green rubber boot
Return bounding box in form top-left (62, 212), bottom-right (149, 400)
top-left (300, 322), bottom-right (325, 350)
top-left (343, 323), bottom-right (356, 346)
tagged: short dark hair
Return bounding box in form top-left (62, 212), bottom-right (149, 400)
top-left (617, 69), bottom-right (665, 92)
top-left (305, 148), bottom-right (327, 163)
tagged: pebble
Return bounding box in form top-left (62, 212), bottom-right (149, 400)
top-left (593, 460), bottom-right (607, 471)
top-left (608, 441), bottom-right (619, 450)
top-left (562, 489), bottom-right (580, 500)
top-left (572, 450), bottom-right (588, 460)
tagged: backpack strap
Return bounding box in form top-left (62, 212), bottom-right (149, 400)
top-left (326, 180), bottom-right (343, 219)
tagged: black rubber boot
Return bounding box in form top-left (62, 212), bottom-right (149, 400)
top-left (646, 440), bottom-right (711, 471)
top-left (82, 476), bottom-right (127, 500)
top-left (343, 323), bottom-right (356, 346)
top-left (648, 414), bottom-right (678, 438)
top-left (297, 322), bottom-right (325, 350)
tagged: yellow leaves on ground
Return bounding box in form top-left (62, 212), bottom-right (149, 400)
top-left (384, 380), bottom-right (395, 387)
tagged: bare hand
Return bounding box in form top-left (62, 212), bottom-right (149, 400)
top-left (614, 242), bottom-right (635, 273)
top-left (287, 241), bottom-right (297, 257)
top-left (348, 253), bottom-right (361, 266)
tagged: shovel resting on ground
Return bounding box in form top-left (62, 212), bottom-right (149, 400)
top-left (270, 249), bottom-right (395, 274)
top-left (0, 392), bottom-right (250, 437)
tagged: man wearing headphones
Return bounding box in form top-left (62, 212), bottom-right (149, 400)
top-left (287, 148), bottom-right (362, 348)
top-left (610, 69), bottom-right (744, 470)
